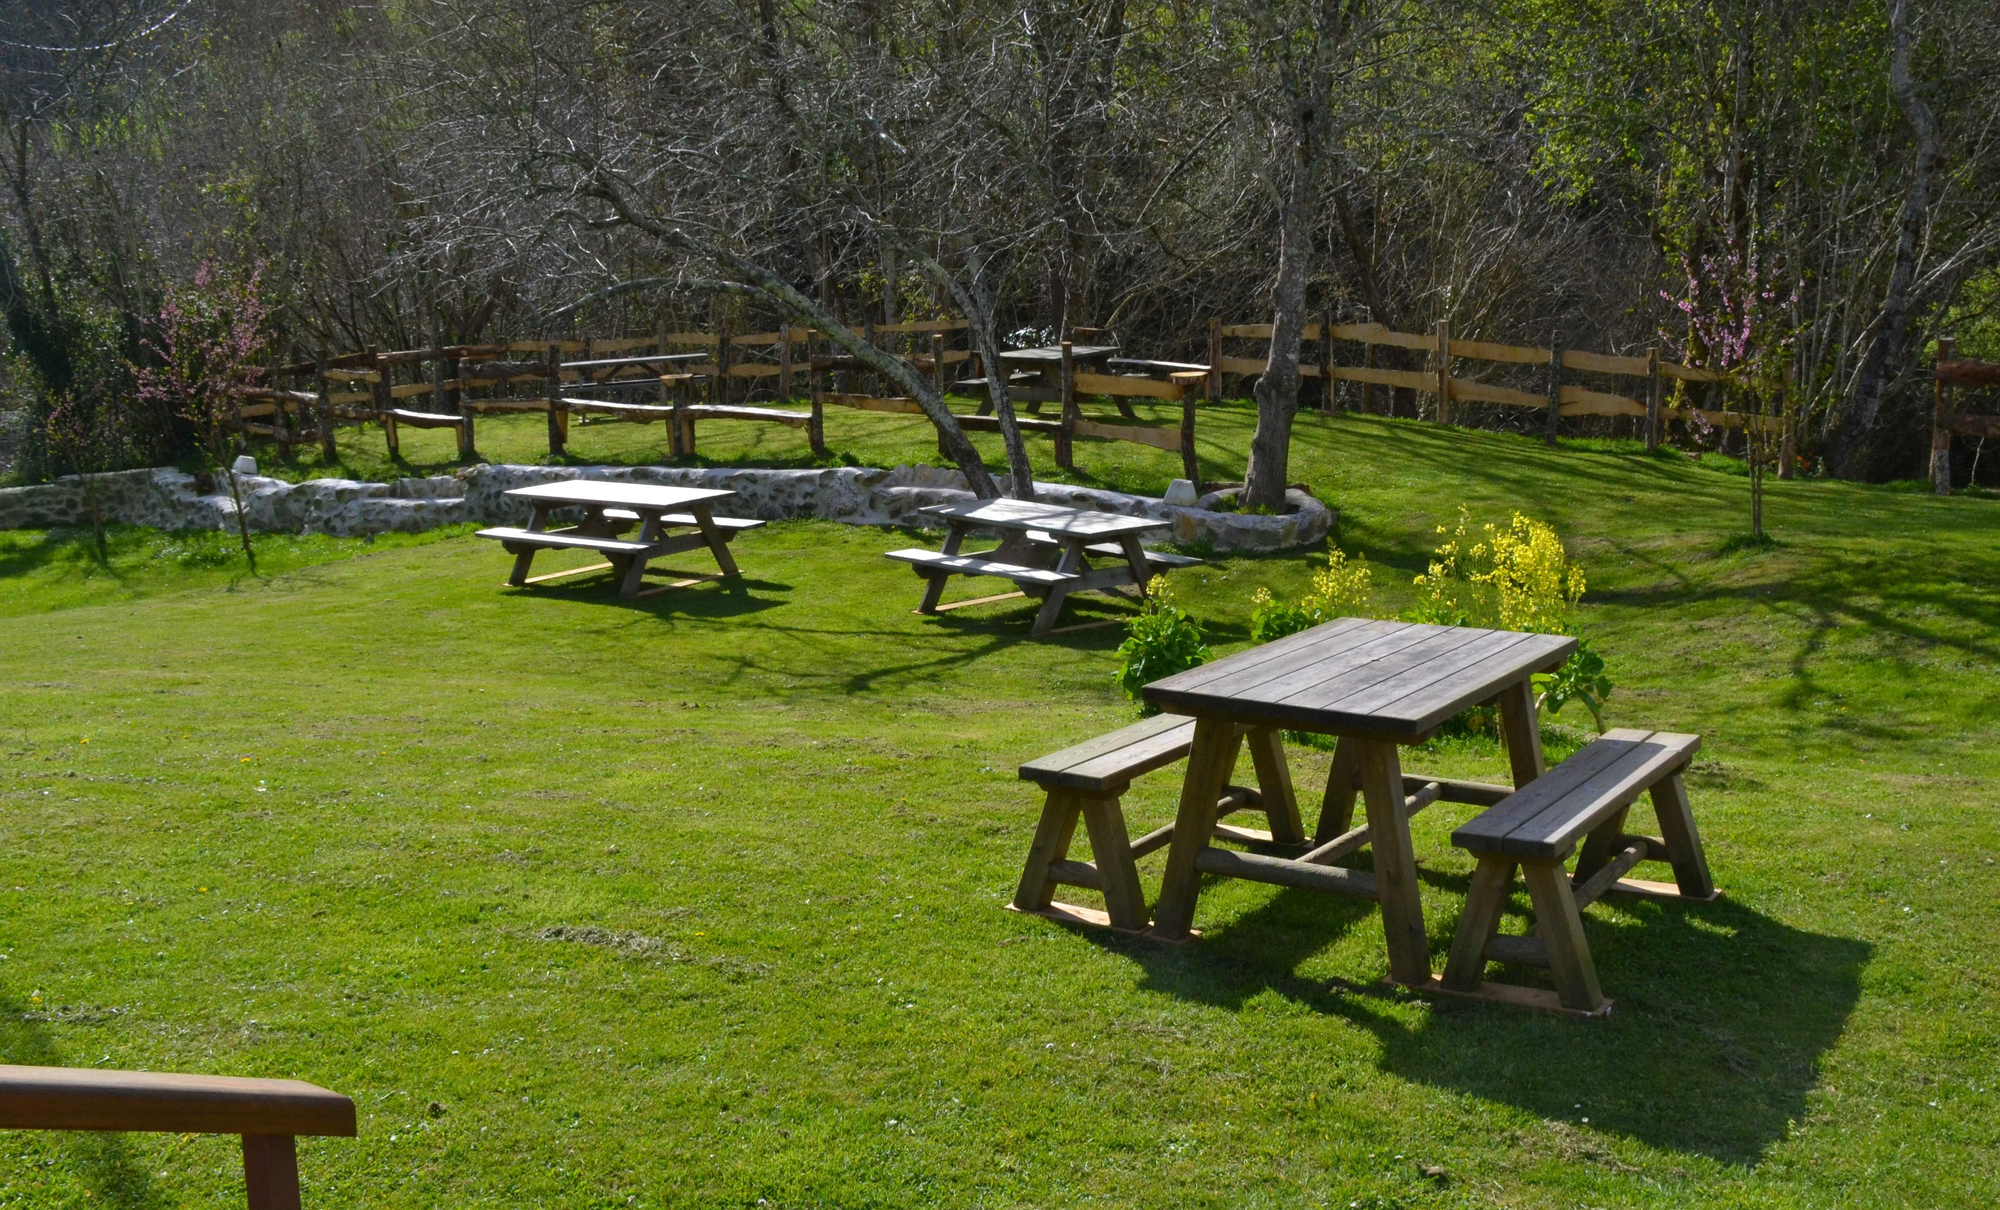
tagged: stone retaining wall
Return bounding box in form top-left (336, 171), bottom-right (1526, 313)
top-left (0, 464), bottom-right (1331, 553)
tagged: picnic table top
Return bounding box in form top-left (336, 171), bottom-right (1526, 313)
top-left (997, 344), bottom-right (1120, 364)
top-left (504, 481), bottom-right (735, 511)
top-left (1143, 617), bottom-right (1576, 739)
top-left (919, 497), bottom-right (1171, 539)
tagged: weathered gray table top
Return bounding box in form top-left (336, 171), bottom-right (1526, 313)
top-left (919, 498), bottom-right (1170, 540)
top-left (504, 481), bottom-right (735, 511)
top-left (996, 345), bottom-right (1119, 365)
top-left (1143, 617), bottom-right (1576, 739)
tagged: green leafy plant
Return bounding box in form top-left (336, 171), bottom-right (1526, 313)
top-left (1249, 544), bottom-right (1375, 641)
top-left (1113, 580), bottom-right (1210, 713)
top-left (1534, 637), bottom-right (1614, 733)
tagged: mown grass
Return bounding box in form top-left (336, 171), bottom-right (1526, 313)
top-left (2, 410), bottom-right (1997, 1208)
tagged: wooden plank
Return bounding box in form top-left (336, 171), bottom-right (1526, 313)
top-left (1327, 322), bottom-right (1435, 351)
top-left (1071, 371), bottom-right (1184, 400)
top-left (1218, 324), bottom-right (1273, 338)
top-left (931, 590), bottom-right (1026, 613)
top-left (1081, 797), bottom-right (1149, 929)
top-left (1483, 933), bottom-right (1548, 968)
top-left (1220, 355), bottom-right (1271, 376)
top-left (1450, 733), bottom-right (1645, 854)
top-left (320, 367), bottom-right (381, 383)
top-left (1942, 411), bottom-right (2000, 440)
top-left (875, 317), bottom-right (968, 334)
top-left (1237, 625), bottom-right (1505, 715)
top-left (1361, 739), bottom-right (1430, 983)
top-left (1004, 900), bottom-right (1156, 936)
top-left (825, 393), bottom-right (925, 415)
top-left (1562, 349), bottom-right (1652, 377)
top-left (884, 549), bottom-right (1079, 586)
top-left (521, 560), bottom-right (613, 585)
top-left (1019, 714), bottom-right (1195, 792)
top-left (325, 391), bottom-right (374, 406)
top-left (1603, 876), bottom-right (1722, 903)
top-left (0, 1065), bottom-right (355, 1137)
top-left (1071, 419), bottom-right (1182, 450)
top-left (382, 408), bottom-right (464, 429)
top-left (388, 381), bottom-right (437, 399)
top-left (1559, 385), bottom-right (1646, 417)
top-left (1192, 846), bottom-right (1380, 897)
top-left (1045, 858), bottom-right (1103, 890)
top-left (1150, 616), bottom-right (1386, 697)
top-left (1503, 733), bottom-right (1699, 858)
top-left (1402, 974), bottom-right (1613, 1019)
top-left (1570, 839), bottom-right (1650, 909)
top-left (1661, 361), bottom-right (1726, 384)
top-left (1647, 772), bottom-right (1716, 898)
top-left (1328, 364), bottom-right (1434, 392)
top-left (1449, 336), bottom-right (1550, 365)
top-left (1244, 727), bottom-right (1303, 844)
top-left (1450, 378), bottom-right (1547, 410)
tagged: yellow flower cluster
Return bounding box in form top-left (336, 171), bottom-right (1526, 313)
top-left (1411, 507), bottom-right (1583, 634)
top-left (1306, 545), bottom-right (1374, 618)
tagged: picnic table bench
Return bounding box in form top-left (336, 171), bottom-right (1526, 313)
top-left (477, 480), bottom-right (761, 599)
top-left (885, 498), bottom-right (1196, 636)
top-left (1442, 727), bottom-right (1717, 1015)
top-left (0, 1064), bottom-right (354, 1209)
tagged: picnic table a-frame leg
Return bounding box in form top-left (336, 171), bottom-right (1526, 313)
top-left (689, 502), bottom-right (740, 577)
top-left (917, 523), bottom-right (967, 614)
top-left (506, 503), bottom-right (551, 586)
top-left (1028, 536), bottom-right (1088, 637)
top-left (1148, 718), bottom-right (1245, 941)
top-left (1357, 738), bottom-right (1431, 985)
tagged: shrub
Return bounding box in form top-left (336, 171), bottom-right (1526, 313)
top-left (1408, 507), bottom-right (1612, 733)
top-left (1113, 580), bottom-right (1210, 713)
top-left (1249, 544), bottom-right (1375, 642)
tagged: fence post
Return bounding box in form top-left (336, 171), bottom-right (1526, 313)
top-left (1360, 318), bottom-right (1376, 414)
top-left (314, 352), bottom-right (336, 462)
top-left (931, 331), bottom-right (945, 398)
top-left (713, 317), bottom-right (730, 406)
top-left (1434, 320), bottom-right (1452, 426)
top-left (372, 349), bottom-right (397, 458)
top-left (1206, 318), bottom-right (1222, 402)
top-left (1933, 337), bottom-right (1954, 494)
top-left (1544, 339), bottom-right (1562, 448)
top-left (1318, 311), bottom-right (1335, 414)
top-left (1057, 339), bottom-right (1077, 470)
top-left (778, 325), bottom-right (793, 402)
top-left (1645, 344), bottom-right (1662, 452)
top-left (544, 343), bottom-right (566, 458)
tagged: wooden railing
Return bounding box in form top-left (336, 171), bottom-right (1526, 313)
top-left (1931, 339), bottom-right (2000, 494)
top-left (1202, 318), bottom-right (1761, 448)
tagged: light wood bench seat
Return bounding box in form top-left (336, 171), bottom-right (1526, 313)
top-left (380, 408), bottom-right (465, 430)
top-left (1012, 715), bottom-right (1303, 933)
top-left (1022, 530), bottom-right (1202, 568)
top-left (475, 527), bottom-right (657, 556)
top-left (0, 1063), bottom-right (355, 1209)
top-left (1442, 728), bottom-right (1717, 1016)
top-left (885, 548), bottom-right (1079, 586)
top-left (601, 509), bottom-right (765, 533)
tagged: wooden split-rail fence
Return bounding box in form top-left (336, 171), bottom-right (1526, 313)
top-left (1202, 317), bottom-right (1760, 450)
top-left (226, 318), bottom-right (1208, 481)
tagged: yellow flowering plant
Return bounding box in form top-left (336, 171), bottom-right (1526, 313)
top-left (1250, 544), bottom-right (1376, 642)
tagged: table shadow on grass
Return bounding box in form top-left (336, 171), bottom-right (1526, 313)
top-left (0, 991), bottom-right (169, 1209)
top-left (498, 570), bottom-right (791, 619)
top-left (1100, 884), bottom-right (1866, 1164)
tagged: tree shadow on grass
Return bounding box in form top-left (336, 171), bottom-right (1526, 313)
top-left (1102, 884), bottom-right (1867, 1165)
top-left (0, 991), bottom-right (169, 1209)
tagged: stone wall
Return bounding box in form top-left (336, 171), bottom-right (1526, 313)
top-left (0, 464), bottom-right (1332, 553)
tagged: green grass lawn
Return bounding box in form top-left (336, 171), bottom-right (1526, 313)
top-left (3, 411), bottom-right (1997, 1208)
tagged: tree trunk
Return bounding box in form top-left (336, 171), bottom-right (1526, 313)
top-left (1831, 0), bottom-right (1938, 478)
top-left (1243, 147), bottom-right (1312, 512)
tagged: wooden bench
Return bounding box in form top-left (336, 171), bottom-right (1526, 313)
top-left (1011, 715), bottom-right (1303, 932)
top-left (475, 527), bottom-right (657, 557)
top-left (885, 549), bottom-right (1080, 588)
top-left (1440, 728), bottom-right (1717, 1016)
top-left (0, 1064), bottom-right (355, 1209)
top-left (1022, 530), bottom-right (1202, 569)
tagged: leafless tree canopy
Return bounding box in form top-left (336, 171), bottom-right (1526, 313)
top-left (3, 0), bottom-right (1997, 481)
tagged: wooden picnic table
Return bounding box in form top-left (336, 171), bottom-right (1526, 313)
top-left (1140, 617), bottom-right (1576, 983)
top-left (996, 344), bottom-right (1120, 367)
top-left (476, 480), bottom-right (762, 599)
top-left (885, 497), bottom-right (1197, 636)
